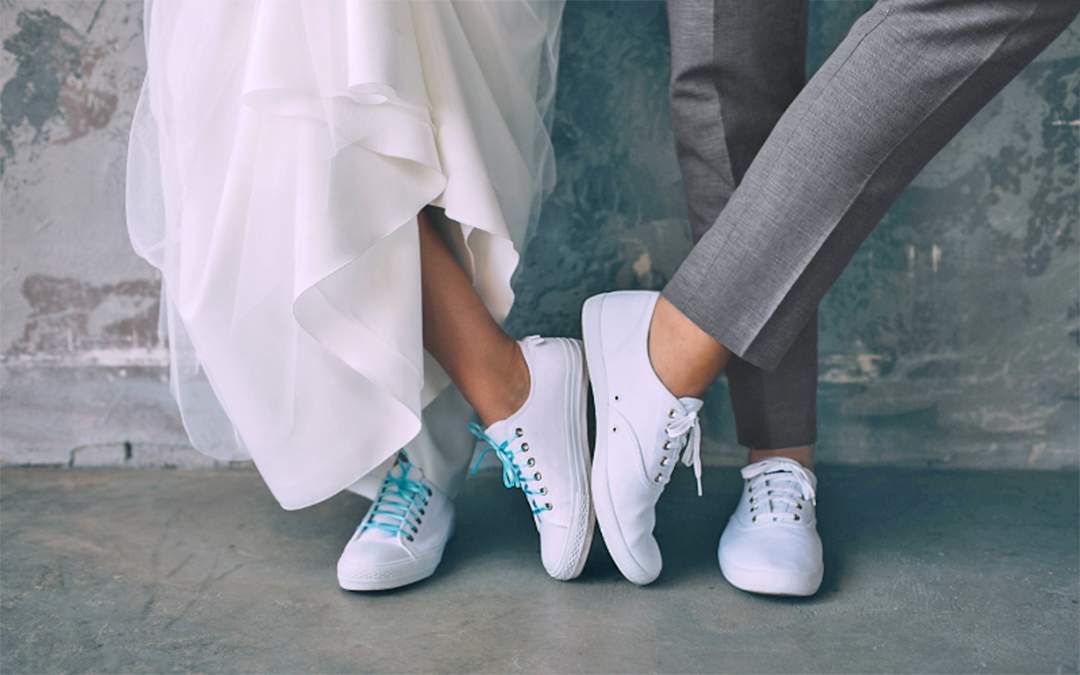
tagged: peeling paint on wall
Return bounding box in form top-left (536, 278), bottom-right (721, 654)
top-left (1, 7), bottom-right (117, 174)
top-left (5, 275), bottom-right (161, 365)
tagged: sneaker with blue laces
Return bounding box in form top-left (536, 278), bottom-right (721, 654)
top-left (337, 452), bottom-right (454, 591)
top-left (468, 335), bottom-right (594, 581)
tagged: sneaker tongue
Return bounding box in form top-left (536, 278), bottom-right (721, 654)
top-left (392, 454), bottom-right (426, 482)
top-left (483, 418), bottom-right (510, 440)
top-left (358, 525), bottom-right (397, 542)
top-left (759, 468), bottom-right (804, 514)
top-left (742, 458), bottom-right (816, 518)
top-left (404, 462), bottom-right (426, 482)
top-left (676, 395), bottom-right (703, 408)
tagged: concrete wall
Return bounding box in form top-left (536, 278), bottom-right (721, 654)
top-left (2, 1), bottom-right (1078, 470)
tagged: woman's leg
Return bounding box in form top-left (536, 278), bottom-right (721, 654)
top-left (339, 210), bottom-right (546, 591)
top-left (418, 209), bottom-right (529, 427)
top-left (418, 208), bottom-right (595, 581)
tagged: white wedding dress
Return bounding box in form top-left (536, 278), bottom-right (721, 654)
top-left (126, 0), bottom-right (564, 509)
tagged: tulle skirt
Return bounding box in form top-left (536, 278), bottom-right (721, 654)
top-left (125, 0), bottom-right (563, 509)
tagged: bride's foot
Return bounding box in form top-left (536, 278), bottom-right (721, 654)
top-left (472, 338), bottom-right (532, 427)
top-left (469, 336), bottom-right (595, 580)
top-left (337, 452), bottom-right (454, 591)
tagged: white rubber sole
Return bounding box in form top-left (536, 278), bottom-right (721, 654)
top-left (545, 338), bottom-right (596, 581)
top-left (338, 551), bottom-right (445, 592)
top-left (719, 558), bottom-right (823, 597)
top-left (582, 295), bottom-right (659, 586)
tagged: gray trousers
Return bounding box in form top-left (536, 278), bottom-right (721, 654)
top-left (664, 0), bottom-right (1078, 446)
top-left (666, 0), bottom-right (817, 450)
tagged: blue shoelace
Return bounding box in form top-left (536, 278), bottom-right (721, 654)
top-left (359, 451), bottom-right (432, 541)
top-left (468, 422), bottom-right (549, 518)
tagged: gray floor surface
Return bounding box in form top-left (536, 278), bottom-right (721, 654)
top-left (2, 465), bottom-right (1077, 674)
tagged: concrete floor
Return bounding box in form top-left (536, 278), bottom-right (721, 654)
top-left (1, 466), bottom-right (1077, 674)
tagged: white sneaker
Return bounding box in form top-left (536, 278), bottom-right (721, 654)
top-left (582, 290), bottom-right (703, 585)
top-left (337, 452), bottom-right (454, 591)
top-left (718, 457), bottom-right (823, 596)
top-left (469, 335), bottom-right (594, 581)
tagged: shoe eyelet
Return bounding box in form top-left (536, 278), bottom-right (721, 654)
top-left (420, 508), bottom-right (426, 515)
top-left (794, 514), bottom-right (800, 522)
top-left (614, 395), bottom-right (620, 401)
top-left (534, 472), bottom-right (542, 480)
top-left (654, 473), bottom-right (663, 483)
top-left (662, 441), bottom-right (671, 450)
top-left (527, 458), bottom-right (536, 467)
top-left (540, 487), bottom-right (548, 495)
top-left (660, 457), bottom-right (669, 466)
top-left (521, 442), bottom-right (529, 452)
top-left (515, 427), bottom-right (524, 437)
top-left (752, 516), bottom-right (757, 523)
top-left (545, 503), bottom-right (553, 511)
top-left (796, 503), bottom-right (802, 510)
top-left (612, 426), bottom-right (617, 433)
top-left (407, 534), bottom-right (415, 541)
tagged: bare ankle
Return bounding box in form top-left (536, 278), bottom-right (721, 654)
top-left (748, 446), bottom-right (814, 468)
top-left (471, 339), bottom-right (531, 427)
top-left (647, 295), bottom-right (730, 398)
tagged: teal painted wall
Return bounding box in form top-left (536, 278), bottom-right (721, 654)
top-left (1, 1), bottom-right (1075, 469)
top-left (506, 2), bottom-right (1080, 467)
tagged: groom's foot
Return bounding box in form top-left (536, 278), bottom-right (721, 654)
top-left (718, 457), bottom-right (823, 596)
top-left (337, 452), bottom-right (454, 591)
top-left (582, 291), bottom-right (704, 585)
top-left (470, 336), bottom-right (594, 581)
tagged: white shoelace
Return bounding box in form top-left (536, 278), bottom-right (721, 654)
top-left (742, 458), bottom-right (816, 523)
top-left (666, 398), bottom-right (704, 496)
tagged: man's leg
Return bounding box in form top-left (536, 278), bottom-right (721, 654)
top-left (659, 0), bottom-right (1079, 382)
top-left (583, 0), bottom-right (817, 589)
top-left (667, 0), bottom-right (818, 461)
top-left (664, 0), bottom-right (820, 597)
top-left (657, 0), bottom-right (1078, 595)
top-left (587, 0), bottom-right (1077, 591)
